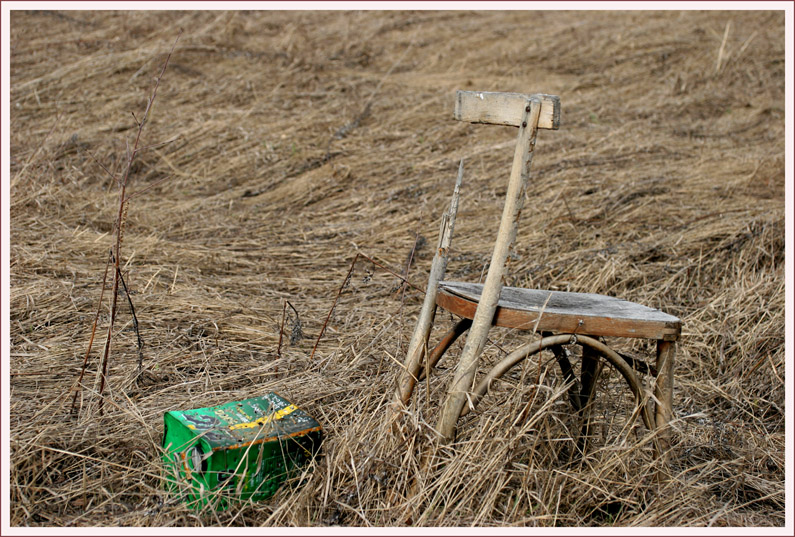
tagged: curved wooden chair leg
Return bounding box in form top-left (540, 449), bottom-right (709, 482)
top-left (457, 334), bottom-right (659, 456)
top-left (417, 318), bottom-right (472, 381)
top-left (460, 334), bottom-right (573, 417)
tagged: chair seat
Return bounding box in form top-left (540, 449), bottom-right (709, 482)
top-left (436, 281), bottom-right (681, 341)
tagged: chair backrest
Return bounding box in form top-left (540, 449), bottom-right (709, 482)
top-left (454, 90), bottom-right (560, 130)
top-left (450, 90), bottom-right (561, 297)
top-left (450, 90), bottom-right (561, 286)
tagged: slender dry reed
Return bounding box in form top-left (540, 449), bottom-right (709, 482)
top-left (70, 33), bottom-right (181, 415)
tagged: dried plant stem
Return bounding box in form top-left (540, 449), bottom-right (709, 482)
top-left (83, 33), bottom-right (180, 414)
top-left (310, 251), bottom-right (429, 362)
top-left (70, 249), bottom-right (112, 414)
top-left (310, 254), bottom-right (360, 361)
top-left (358, 253), bottom-right (425, 294)
top-left (394, 215), bottom-right (426, 298)
top-left (117, 267), bottom-right (144, 376)
top-left (715, 20), bottom-right (732, 74)
top-left (277, 299), bottom-right (288, 359)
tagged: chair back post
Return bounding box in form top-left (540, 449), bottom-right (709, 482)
top-left (437, 92), bottom-right (558, 442)
top-left (390, 161), bottom-right (464, 429)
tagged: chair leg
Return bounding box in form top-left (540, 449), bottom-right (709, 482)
top-left (418, 318), bottom-right (472, 381)
top-left (546, 334), bottom-right (581, 411)
top-left (393, 318), bottom-right (473, 422)
top-left (655, 340), bottom-right (675, 451)
top-left (577, 344), bottom-right (602, 455)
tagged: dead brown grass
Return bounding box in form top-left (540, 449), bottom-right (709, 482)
top-left (7, 9), bottom-right (786, 527)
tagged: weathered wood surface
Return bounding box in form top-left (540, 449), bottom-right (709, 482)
top-left (436, 281), bottom-right (682, 341)
top-left (437, 99), bottom-right (543, 442)
top-left (454, 90), bottom-right (561, 129)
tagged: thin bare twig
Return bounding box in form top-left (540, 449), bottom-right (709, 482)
top-left (88, 31), bottom-right (181, 414)
top-left (117, 267), bottom-right (144, 376)
top-left (310, 254), bottom-right (360, 361)
top-left (70, 248), bottom-right (113, 415)
top-left (122, 174), bottom-right (172, 204)
top-left (85, 149), bottom-right (118, 184)
top-left (277, 299), bottom-right (288, 359)
top-left (308, 250), bottom-right (438, 362)
top-left (137, 136), bottom-right (180, 153)
top-left (358, 253), bottom-right (425, 294)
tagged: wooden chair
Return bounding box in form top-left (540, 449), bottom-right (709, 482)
top-left (394, 91), bottom-right (681, 458)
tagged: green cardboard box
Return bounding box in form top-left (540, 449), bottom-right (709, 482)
top-left (162, 392), bottom-right (322, 510)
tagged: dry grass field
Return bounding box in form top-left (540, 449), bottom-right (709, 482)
top-left (6, 9), bottom-right (787, 527)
